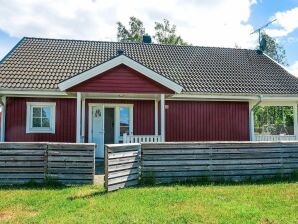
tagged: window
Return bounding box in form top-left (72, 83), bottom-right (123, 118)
top-left (119, 107), bottom-right (130, 137)
top-left (26, 102), bottom-right (56, 133)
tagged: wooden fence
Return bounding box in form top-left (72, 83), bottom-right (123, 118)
top-left (141, 142), bottom-right (298, 183)
top-left (105, 141), bottom-right (298, 191)
top-left (105, 143), bottom-right (141, 191)
top-left (0, 142), bottom-right (95, 185)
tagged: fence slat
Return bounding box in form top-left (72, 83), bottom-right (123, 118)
top-left (107, 180), bottom-right (139, 192)
top-left (0, 143), bottom-right (95, 185)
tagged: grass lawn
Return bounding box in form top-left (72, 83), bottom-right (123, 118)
top-left (0, 181), bottom-right (297, 224)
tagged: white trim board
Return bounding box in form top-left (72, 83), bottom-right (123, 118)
top-left (58, 55), bottom-right (183, 93)
top-left (170, 94), bottom-right (298, 101)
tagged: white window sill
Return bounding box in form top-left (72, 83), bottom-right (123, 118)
top-left (26, 129), bottom-right (55, 134)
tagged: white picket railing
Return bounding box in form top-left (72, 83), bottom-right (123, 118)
top-left (123, 133), bottom-right (162, 143)
top-left (254, 134), bottom-right (296, 141)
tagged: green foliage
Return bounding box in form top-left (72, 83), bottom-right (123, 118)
top-left (154, 19), bottom-right (188, 45)
top-left (261, 32), bottom-right (288, 66)
top-left (117, 17), bottom-right (189, 45)
top-left (0, 183), bottom-right (297, 223)
top-left (254, 106), bottom-right (294, 134)
top-left (117, 16), bottom-right (147, 42)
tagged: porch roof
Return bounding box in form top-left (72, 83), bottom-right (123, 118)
top-left (1, 37), bottom-right (298, 95)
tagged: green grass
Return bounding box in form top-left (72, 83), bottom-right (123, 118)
top-left (0, 181), bottom-right (297, 224)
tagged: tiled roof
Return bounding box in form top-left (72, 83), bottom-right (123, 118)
top-left (1, 37), bottom-right (298, 95)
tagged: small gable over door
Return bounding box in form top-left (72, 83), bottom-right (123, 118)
top-left (67, 64), bottom-right (174, 93)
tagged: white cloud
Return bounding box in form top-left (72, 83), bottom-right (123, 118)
top-left (289, 60), bottom-right (298, 76)
top-left (0, 0), bottom-right (258, 48)
top-left (267, 7), bottom-right (298, 37)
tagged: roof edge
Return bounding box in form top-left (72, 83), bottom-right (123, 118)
top-left (263, 52), bottom-right (298, 80)
top-left (0, 37), bottom-right (25, 65)
top-left (22, 36), bottom-right (257, 51)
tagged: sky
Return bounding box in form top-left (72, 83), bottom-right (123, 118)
top-left (0, 0), bottom-right (298, 74)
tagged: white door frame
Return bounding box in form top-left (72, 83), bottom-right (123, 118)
top-left (88, 103), bottom-right (134, 153)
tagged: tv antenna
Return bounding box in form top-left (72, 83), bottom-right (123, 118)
top-left (251, 19), bottom-right (277, 51)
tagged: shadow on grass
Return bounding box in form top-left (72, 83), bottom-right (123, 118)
top-left (139, 174), bottom-right (298, 189)
top-left (67, 190), bottom-right (107, 200)
top-left (0, 180), bottom-right (69, 191)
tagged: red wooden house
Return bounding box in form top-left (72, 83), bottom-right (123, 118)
top-left (1, 37), bottom-right (298, 158)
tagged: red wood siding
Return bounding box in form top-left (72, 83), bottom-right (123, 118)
top-left (165, 101), bottom-right (249, 141)
top-left (68, 64), bottom-right (174, 94)
top-left (5, 97), bottom-right (76, 142)
top-left (85, 99), bottom-right (155, 142)
top-left (4, 97), bottom-right (249, 143)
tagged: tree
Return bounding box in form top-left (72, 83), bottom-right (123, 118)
top-left (254, 106), bottom-right (294, 135)
top-left (116, 17), bottom-right (189, 45)
top-left (117, 17), bottom-right (146, 42)
top-left (261, 32), bottom-right (288, 66)
top-left (154, 19), bottom-right (188, 45)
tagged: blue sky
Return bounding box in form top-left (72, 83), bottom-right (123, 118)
top-left (248, 0), bottom-right (298, 65)
top-left (0, 0), bottom-right (297, 73)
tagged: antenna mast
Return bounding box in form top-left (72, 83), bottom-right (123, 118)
top-left (251, 19), bottom-right (277, 47)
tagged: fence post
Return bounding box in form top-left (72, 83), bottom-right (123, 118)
top-left (208, 146), bottom-right (214, 181)
top-left (139, 144), bottom-right (142, 184)
top-left (44, 143), bottom-right (49, 182)
top-left (280, 146), bottom-right (284, 178)
top-left (104, 145), bottom-right (108, 190)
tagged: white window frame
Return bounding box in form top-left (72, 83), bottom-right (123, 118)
top-left (26, 102), bottom-right (56, 134)
top-left (117, 105), bottom-right (134, 142)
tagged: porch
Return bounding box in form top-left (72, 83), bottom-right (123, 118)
top-left (250, 99), bottom-right (298, 142)
top-left (75, 92), bottom-right (165, 158)
top-left (74, 93), bottom-right (298, 159)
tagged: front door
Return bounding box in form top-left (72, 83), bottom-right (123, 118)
top-left (89, 104), bottom-right (133, 158)
top-left (90, 105), bottom-right (104, 158)
top-left (104, 108), bottom-right (115, 144)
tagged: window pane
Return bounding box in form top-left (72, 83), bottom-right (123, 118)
top-left (33, 107), bottom-right (41, 117)
top-left (32, 118), bottom-right (41, 127)
top-left (42, 118), bottom-right (50, 128)
top-left (120, 107), bottom-right (130, 136)
top-left (120, 107), bottom-right (129, 126)
top-left (42, 107), bottom-right (51, 119)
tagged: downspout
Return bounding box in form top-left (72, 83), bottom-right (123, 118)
top-left (250, 95), bottom-right (263, 141)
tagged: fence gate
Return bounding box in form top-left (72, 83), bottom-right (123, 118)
top-left (105, 143), bottom-right (141, 192)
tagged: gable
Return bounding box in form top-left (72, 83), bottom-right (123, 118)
top-left (67, 64), bottom-right (175, 93)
